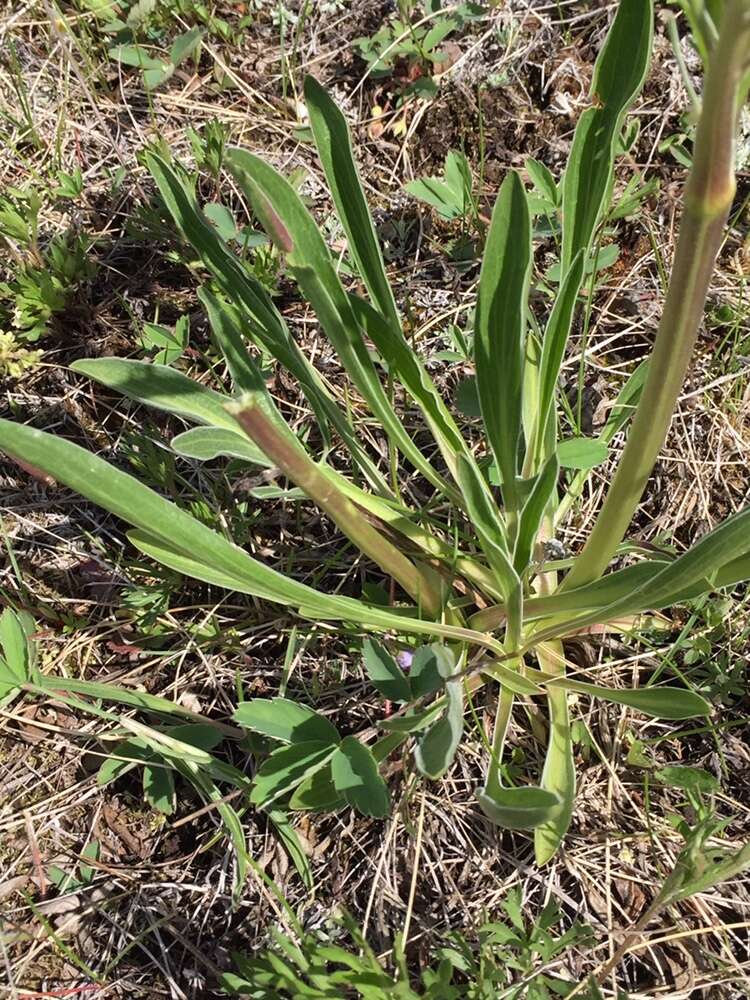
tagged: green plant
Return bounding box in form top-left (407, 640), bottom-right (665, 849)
top-left (221, 901), bottom-right (601, 999)
top-left (2, 0), bottom-right (750, 865)
top-left (0, 184), bottom-right (96, 343)
top-left (405, 150), bottom-right (476, 222)
top-left (139, 313), bottom-right (189, 364)
top-left (0, 330), bottom-right (42, 377)
top-left (0, 606), bottom-right (313, 898)
top-left (355, 0), bottom-right (484, 97)
top-left (48, 840), bottom-right (101, 893)
top-left (110, 26), bottom-right (204, 90)
top-left (187, 117), bottom-right (230, 183)
top-left (576, 766), bottom-right (750, 993)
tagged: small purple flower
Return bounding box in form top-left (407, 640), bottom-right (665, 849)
top-left (396, 650), bottom-right (413, 673)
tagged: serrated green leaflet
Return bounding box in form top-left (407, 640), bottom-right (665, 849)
top-left (289, 764), bottom-right (343, 813)
top-left (250, 741), bottom-right (336, 809)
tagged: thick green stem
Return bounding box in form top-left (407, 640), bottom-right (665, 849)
top-left (229, 396), bottom-right (444, 617)
top-left (563, 0), bottom-right (750, 590)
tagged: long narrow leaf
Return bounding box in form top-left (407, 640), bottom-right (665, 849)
top-left (147, 152), bottom-right (388, 493)
top-left (348, 293), bottom-right (483, 492)
top-left (534, 640), bottom-right (575, 865)
top-left (197, 286), bottom-right (267, 395)
top-left (537, 506), bottom-right (750, 644)
top-left (455, 454), bottom-right (518, 604)
top-left (534, 252), bottom-right (585, 461)
top-left (561, 0), bottom-right (653, 273)
top-left (475, 171), bottom-right (532, 509)
top-left (71, 359), bottom-right (240, 432)
top-left (513, 453), bottom-right (559, 574)
top-left (304, 76), bottom-right (400, 331)
top-left (226, 147), bottom-right (458, 504)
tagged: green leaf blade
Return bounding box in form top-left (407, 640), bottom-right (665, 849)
top-left (475, 171), bottom-right (532, 507)
top-left (476, 786), bottom-right (561, 831)
top-left (234, 698), bottom-right (340, 745)
top-left (362, 638), bottom-right (411, 703)
top-left (250, 741), bottom-right (335, 809)
top-left (304, 76), bottom-right (400, 330)
top-left (331, 737), bottom-right (390, 818)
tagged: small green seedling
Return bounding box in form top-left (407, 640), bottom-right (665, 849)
top-left (356, 0), bottom-right (484, 97)
top-left (139, 314), bottom-right (189, 365)
top-left (404, 150), bottom-right (475, 221)
top-left (48, 841), bottom-right (100, 893)
top-left (110, 27), bottom-right (204, 90)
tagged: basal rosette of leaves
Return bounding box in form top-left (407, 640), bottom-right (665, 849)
top-left (2, 0), bottom-right (750, 866)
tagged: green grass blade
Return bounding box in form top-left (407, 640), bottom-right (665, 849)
top-left (33, 674), bottom-right (236, 730)
top-left (226, 147), bottom-right (457, 503)
top-left (267, 810), bottom-right (315, 890)
top-left (554, 360), bottom-right (648, 526)
top-left (475, 171), bottom-right (532, 509)
top-left (304, 75), bottom-right (400, 331)
top-left (182, 764), bottom-right (251, 900)
top-left (348, 292), bottom-right (482, 491)
top-left (197, 286), bottom-right (267, 394)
